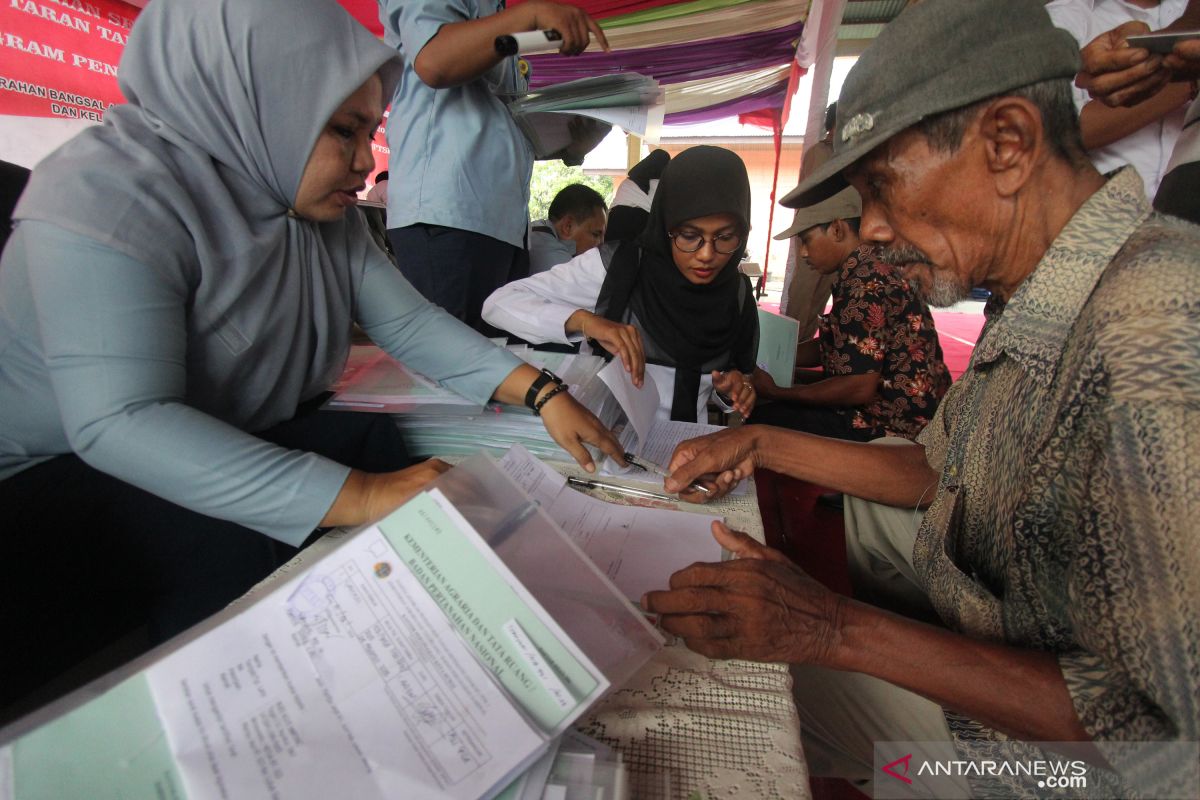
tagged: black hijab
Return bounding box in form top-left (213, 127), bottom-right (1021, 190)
top-left (605, 149), bottom-right (671, 243)
top-left (595, 146), bottom-right (759, 421)
top-left (627, 148), bottom-right (671, 193)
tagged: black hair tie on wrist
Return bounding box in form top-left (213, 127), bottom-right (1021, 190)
top-left (532, 382), bottom-right (570, 416)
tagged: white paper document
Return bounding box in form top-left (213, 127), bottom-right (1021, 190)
top-left (498, 446), bottom-right (721, 600)
top-left (514, 105), bottom-right (663, 157)
top-left (145, 490), bottom-right (602, 800)
top-left (597, 360), bottom-right (659, 458)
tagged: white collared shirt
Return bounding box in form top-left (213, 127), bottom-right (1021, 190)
top-left (1046, 0), bottom-right (1187, 196)
top-left (481, 248), bottom-right (725, 422)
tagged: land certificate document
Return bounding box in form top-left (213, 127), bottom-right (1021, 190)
top-left (2, 489), bottom-right (606, 800)
top-left (149, 489), bottom-right (601, 800)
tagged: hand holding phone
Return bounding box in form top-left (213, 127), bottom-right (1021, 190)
top-left (1125, 30), bottom-right (1200, 55)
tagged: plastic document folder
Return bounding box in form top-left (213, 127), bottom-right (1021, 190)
top-left (497, 730), bottom-right (635, 800)
top-left (756, 307), bottom-right (800, 388)
top-left (498, 444), bottom-right (721, 602)
top-left (0, 455), bottom-right (662, 800)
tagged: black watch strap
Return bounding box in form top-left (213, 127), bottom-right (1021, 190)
top-left (524, 368), bottom-right (563, 410)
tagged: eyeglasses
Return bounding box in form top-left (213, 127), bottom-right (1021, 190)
top-left (668, 230), bottom-right (742, 255)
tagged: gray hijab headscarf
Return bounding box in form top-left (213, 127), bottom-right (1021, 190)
top-left (14, 0), bottom-right (402, 431)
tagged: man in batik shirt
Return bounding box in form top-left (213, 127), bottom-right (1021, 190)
top-left (646, 1), bottom-right (1200, 797)
top-left (752, 186), bottom-right (950, 441)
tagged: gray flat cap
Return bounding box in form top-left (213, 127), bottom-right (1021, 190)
top-left (773, 186), bottom-right (862, 240)
top-left (781, 0), bottom-right (1081, 208)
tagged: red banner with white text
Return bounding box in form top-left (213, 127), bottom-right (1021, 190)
top-left (1, 0), bottom-right (391, 178)
top-left (1, 0), bottom-right (140, 123)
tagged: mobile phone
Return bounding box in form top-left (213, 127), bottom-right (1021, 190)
top-left (1125, 30), bottom-right (1200, 55)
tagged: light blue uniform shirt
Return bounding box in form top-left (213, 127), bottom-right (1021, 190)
top-left (0, 221), bottom-right (521, 545)
top-left (527, 218), bottom-right (576, 274)
top-left (379, 0), bottom-right (533, 248)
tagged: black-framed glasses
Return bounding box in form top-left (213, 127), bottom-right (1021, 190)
top-left (668, 230), bottom-right (742, 254)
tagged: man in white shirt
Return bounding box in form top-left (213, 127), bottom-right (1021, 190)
top-left (1046, 0), bottom-right (1192, 195)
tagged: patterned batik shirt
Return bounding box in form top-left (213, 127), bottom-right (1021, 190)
top-left (913, 168), bottom-right (1200, 797)
top-left (819, 244), bottom-right (951, 439)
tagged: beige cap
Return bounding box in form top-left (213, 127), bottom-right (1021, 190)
top-left (772, 186), bottom-right (862, 240)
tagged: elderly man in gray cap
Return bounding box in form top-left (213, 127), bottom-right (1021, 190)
top-left (643, 0), bottom-right (1200, 796)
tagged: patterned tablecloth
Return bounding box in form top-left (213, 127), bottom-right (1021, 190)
top-left (546, 462), bottom-right (811, 800)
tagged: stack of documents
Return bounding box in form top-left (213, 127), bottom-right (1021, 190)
top-left (324, 345), bottom-right (621, 462)
top-left (507, 73), bottom-right (664, 158)
top-left (326, 345), bottom-right (486, 415)
top-left (1, 454), bottom-right (663, 800)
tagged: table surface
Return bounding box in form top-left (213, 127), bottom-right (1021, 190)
top-left (547, 461), bottom-right (810, 800)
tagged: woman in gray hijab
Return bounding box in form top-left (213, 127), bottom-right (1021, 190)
top-left (0, 0), bottom-right (622, 708)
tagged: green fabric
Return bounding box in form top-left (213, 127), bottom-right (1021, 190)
top-left (600, 0), bottom-right (762, 29)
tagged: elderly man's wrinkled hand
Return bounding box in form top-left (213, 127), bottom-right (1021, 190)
top-left (641, 523), bottom-right (844, 664)
top-left (665, 425), bottom-right (761, 501)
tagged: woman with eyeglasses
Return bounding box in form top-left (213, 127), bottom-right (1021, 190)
top-left (483, 145), bottom-right (759, 423)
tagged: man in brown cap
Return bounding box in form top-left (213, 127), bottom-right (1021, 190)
top-left (643, 0), bottom-right (1200, 796)
top-left (751, 186), bottom-right (950, 442)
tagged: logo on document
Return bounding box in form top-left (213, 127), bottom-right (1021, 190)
top-left (373, 562), bottom-right (392, 579)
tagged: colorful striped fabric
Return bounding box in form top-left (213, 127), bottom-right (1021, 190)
top-left (336, 0), bottom-right (810, 125)
top-left (521, 0), bottom-right (809, 124)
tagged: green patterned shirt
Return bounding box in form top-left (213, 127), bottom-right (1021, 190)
top-left (913, 168), bottom-right (1200, 797)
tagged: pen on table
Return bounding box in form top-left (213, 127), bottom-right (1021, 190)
top-left (566, 476), bottom-right (676, 502)
top-left (624, 452), bottom-right (712, 495)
